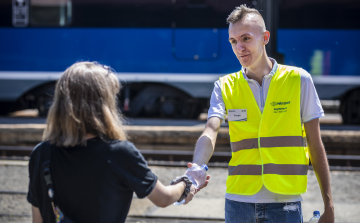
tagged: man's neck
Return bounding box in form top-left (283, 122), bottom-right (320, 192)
top-left (244, 55), bottom-right (273, 86)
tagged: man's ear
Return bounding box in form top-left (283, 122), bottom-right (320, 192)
top-left (263, 31), bottom-right (270, 45)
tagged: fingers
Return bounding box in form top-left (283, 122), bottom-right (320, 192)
top-left (318, 213), bottom-right (335, 223)
top-left (198, 182), bottom-right (208, 190)
top-left (184, 185), bottom-right (196, 205)
top-left (184, 192), bottom-right (194, 204)
top-left (183, 164), bottom-right (210, 205)
top-left (198, 175), bottom-right (210, 190)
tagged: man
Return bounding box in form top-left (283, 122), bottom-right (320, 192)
top-left (187, 5), bottom-right (334, 223)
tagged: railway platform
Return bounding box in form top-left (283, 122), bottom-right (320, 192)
top-left (1, 115), bottom-right (360, 222)
top-left (0, 160), bottom-right (359, 223)
top-left (1, 122), bottom-right (360, 157)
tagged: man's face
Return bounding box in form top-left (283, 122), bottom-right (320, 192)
top-left (228, 15), bottom-right (267, 68)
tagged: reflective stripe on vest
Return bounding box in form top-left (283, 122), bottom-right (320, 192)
top-left (231, 136), bottom-right (307, 152)
top-left (221, 64), bottom-right (309, 196)
top-left (228, 164), bottom-right (308, 175)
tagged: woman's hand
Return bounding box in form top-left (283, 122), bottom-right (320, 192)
top-left (184, 184), bottom-right (196, 204)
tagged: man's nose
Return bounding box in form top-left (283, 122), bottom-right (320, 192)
top-left (236, 43), bottom-right (245, 53)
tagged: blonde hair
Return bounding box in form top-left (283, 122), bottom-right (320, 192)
top-left (43, 61), bottom-right (127, 147)
top-left (227, 4), bottom-right (266, 32)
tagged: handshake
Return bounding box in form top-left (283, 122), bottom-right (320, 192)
top-left (170, 162), bottom-right (211, 205)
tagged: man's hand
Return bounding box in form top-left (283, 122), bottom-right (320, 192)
top-left (183, 162), bottom-right (211, 205)
top-left (319, 207), bottom-right (335, 223)
top-left (186, 162), bottom-right (210, 190)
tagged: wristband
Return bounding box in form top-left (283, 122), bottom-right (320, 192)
top-left (170, 175), bottom-right (193, 202)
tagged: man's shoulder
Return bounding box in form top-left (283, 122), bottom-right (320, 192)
top-left (277, 65), bottom-right (313, 83)
top-left (278, 64), bottom-right (303, 73)
top-left (278, 64), bottom-right (312, 79)
top-left (220, 70), bottom-right (242, 83)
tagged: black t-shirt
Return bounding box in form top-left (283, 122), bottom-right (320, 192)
top-left (27, 138), bottom-right (158, 223)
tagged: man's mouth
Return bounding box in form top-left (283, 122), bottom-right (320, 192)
top-left (240, 54), bottom-right (249, 58)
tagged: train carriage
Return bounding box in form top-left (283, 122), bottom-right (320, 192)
top-left (1, 0), bottom-right (360, 123)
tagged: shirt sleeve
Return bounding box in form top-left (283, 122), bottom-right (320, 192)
top-left (207, 80), bottom-right (226, 122)
top-left (27, 143), bottom-right (43, 207)
top-left (300, 69), bottom-right (325, 123)
top-left (112, 141), bottom-right (158, 199)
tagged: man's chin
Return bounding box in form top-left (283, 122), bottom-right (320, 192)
top-left (238, 60), bottom-right (251, 68)
top-left (238, 56), bottom-right (252, 66)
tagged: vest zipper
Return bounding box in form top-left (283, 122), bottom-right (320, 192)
top-left (260, 76), bottom-right (267, 109)
top-left (253, 77), bottom-right (266, 111)
top-left (260, 86), bottom-right (264, 108)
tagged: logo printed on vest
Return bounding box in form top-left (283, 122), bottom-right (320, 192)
top-left (271, 101), bottom-right (290, 113)
top-left (270, 101), bottom-right (290, 106)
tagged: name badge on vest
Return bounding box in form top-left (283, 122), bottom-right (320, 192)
top-left (228, 109), bottom-right (247, 121)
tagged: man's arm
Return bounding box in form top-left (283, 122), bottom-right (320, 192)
top-left (148, 117), bottom-right (221, 207)
top-left (193, 117), bottom-right (222, 165)
top-left (304, 118), bottom-right (335, 223)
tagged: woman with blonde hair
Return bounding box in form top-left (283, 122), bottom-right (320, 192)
top-left (27, 62), bottom-right (202, 223)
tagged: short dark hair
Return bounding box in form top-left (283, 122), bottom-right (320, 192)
top-left (226, 4), bottom-right (266, 32)
top-left (227, 4), bottom-right (263, 24)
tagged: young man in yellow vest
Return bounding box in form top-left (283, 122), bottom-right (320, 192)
top-left (185, 5), bottom-right (334, 223)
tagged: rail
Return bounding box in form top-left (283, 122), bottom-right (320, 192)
top-left (1, 146), bottom-right (360, 170)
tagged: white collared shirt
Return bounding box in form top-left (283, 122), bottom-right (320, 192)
top-left (208, 58), bottom-right (324, 203)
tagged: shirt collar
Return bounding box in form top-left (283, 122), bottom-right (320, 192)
top-left (241, 57), bottom-right (278, 80)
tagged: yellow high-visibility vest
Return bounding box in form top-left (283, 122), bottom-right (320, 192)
top-left (220, 64), bottom-right (309, 195)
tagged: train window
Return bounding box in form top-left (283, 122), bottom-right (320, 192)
top-left (70, 0), bottom-right (173, 27)
top-left (187, 0), bottom-right (207, 8)
top-left (69, 0), bottom-right (250, 28)
top-left (279, 0), bottom-right (360, 29)
top-left (12, 0), bottom-right (29, 27)
top-left (0, 0), bottom-right (253, 28)
top-left (188, 0), bottom-right (206, 3)
top-left (30, 0), bottom-right (72, 27)
top-left (173, 0), bottom-right (251, 28)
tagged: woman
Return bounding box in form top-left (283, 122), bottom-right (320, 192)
top-left (27, 62), bottom-right (200, 223)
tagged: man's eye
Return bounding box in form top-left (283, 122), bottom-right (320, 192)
top-left (230, 40), bottom-right (237, 45)
top-left (243, 37), bottom-right (250, 41)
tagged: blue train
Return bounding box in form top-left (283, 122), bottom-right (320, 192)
top-left (1, 0), bottom-right (360, 123)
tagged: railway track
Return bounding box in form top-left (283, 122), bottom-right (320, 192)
top-left (1, 145), bottom-right (360, 170)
